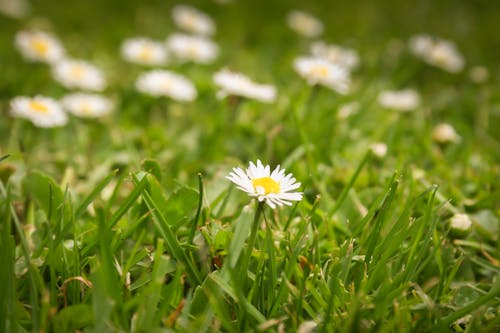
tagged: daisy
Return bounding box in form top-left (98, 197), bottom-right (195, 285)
top-left (337, 101), bottom-right (360, 119)
top-left (121, 37), bottom-right (168, 66)
top-left (310, 41), bottom-right (360, 70)
top-left (166, 33), bottom-right (218, 64)
top-left (135, 70), bottom-right (197, 102)
top-left (52, 59), bottom-right (106, 91)
top-left (432, 123), bottom-right (461, 143)
top-left (10, 95), bottom-right (68, 127)
top-left (61, 93), bottom-right (113, 118)
top-left (293, 56), bottom-right (350, 94)
top-left (226, 160), bottom-right (303, 209)
top-left (15, 30), bottom-right (65, 64)
top-left (0, 0), bottom-right (29, 19)
top-left (286, 10), bottom-right (323, 38)
top-left (468, 66), bottom-right (489, 84)
top-left (409, 34), bottom-right (464, 73)
top-left (370, 142), bottom-right (388, 158)
top-left (172, 4), bottom-right (215, 36)
top-left (213, 68), bottom-right (276, 103)
top-left (377, 89), bottom-right (421, 111)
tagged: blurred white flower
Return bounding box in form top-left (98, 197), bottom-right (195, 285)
top-left (310, 41), bottom-right (360, 70)
top-left (121, 37), bottom-right (168, 66)
top-left (432, 123), bottom-right (461, 143)
top-left (377, 89), bottom-right (421, 111)
top-left (286, 10), bottom-right (323, 38)
top-left (293, 56), bottom-right (350, 94)
top-left (52, 59), bottom-right (106, 91)
top-left (0, 0), bottom-right (29, 18)
top-left (370, 142), bottom-right (388, 158)
top-left (172, 4), bottom-right (215, 36)
top-left (468, 66), bottom-right (489, 84)
top-left (61, 93), bottom-right (113, 118)
top-left (226, 160), bottom-right (303, 209)
top-left (10, 95), bottom-right (67, 127)
top-left (449, 213), bottom-right (472, 234)
top-left (337, 101), bottom-right (360, 119)
top-left (213, 68), bottom-right (276, 103)
top-left (166, 33), bottom-right (218, 64)
top-left (15, 30), bottom-right (65, 64)
top-left (135, 70), bottom-right (197, 102)
top-left (409, 34), bottom-right (464, 73)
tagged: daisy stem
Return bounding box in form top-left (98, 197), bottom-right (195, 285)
top-left (228, 95), bottom-right (243, 124)
top-left (241, 201), bottom-right (265, 279)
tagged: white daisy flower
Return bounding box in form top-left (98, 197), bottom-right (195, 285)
top-left (61, 93), bottom-right (113, 118)
top-left (135, 69), bottom-right (197, 102)
top-left (409, 34), bottom-right (464, 73)
top-left (121, 37), bottom-right (168, 66)
top-left (293, 56), bottom-right (350, 94)
top-left (369, 142), bottom-right (388, 158)
top-left (310, 41), bottom-right (360, 70)
top-left (286, 10), bottom-right (323, 38)
top-left (15, 30), bottom-right (65, 64)
top-left (52, 59), bottom-right (106, 91)
top-left (166, 33), bottom-right (218, 64)
top-left (172, 4), bottom-right (215, 36)
top-left (0, 0), bottom-right (29, 19)
top-left (377, 89), bottom-right (421, 111)
top-left (468, 66), bottom-right (489, 84)
top-left (226, 160), bottom-right (303, 209)
top-left (432, 123), bottom-right (461, 143)
top-left (213, 68), bottom-right (276, 103)
top-left (337, 101), bottom-right (360, 119)
top-left (10, 95), bottom-right (68, 127)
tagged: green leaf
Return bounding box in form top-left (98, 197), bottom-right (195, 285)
top-left (142, 158), bottom-right (162, 182)
top-left (53, 304), bottom-right (93, 332)
top-left (23, 171), bottom-right (67, 225)
top-left (472, 210), bottom-right (498, 241)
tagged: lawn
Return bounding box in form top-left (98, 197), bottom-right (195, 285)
top-left (0, 0), bottom-right (499, 332)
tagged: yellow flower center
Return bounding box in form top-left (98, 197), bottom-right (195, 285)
top-left (138, 46), bottom-right (153, 61)
top-left (187, 45), bottom-right (199, 58)
top-left (310, 65), bottom-right (330, 78)
top-left (29, 100), bottom-right (49, 113)
top-left (252, 177), bottom-right (280, 194)
top-left (31, 38), bottom-right (49, 55)
top-left (70, 65), bottom-right (86, 79)
top-left (80, 101), bottom-right (92, 114)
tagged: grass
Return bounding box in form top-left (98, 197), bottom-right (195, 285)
top-left (0, 0), bottom-right (499, 332)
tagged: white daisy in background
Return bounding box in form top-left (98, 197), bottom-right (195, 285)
top-left (0, 0), bottom-right (29, 19)
top-left (10, 95), bottom-right (68, 127)
top-left (121, 37), bottom-right (168, 66)
top-left (286, 10), bottom-right (323, 38)
top-left (409, 34), bottom-right (464, 73)
top-left (432, 123), bottom-right (461, 144)
top-left (226, 160), bottom-right (303, 209)
top-left (135, 69), bottom-right (197, 102)
top-left (337, 101), bottom-right (360, 119)
top-left (293, 56), bottom-right (350, 94)
top-left (15, 30), bottom-right (65, 64)
top-left (61, 93), bottom-right (113, 118)
top-left (166, 33), bottom-right (218, 64)
top-left (369, 142), bottom-right (388, 158)
top-left (468, 66), bottom-right (489, 84)
top-left (172, 4), bottom-right (215, 36)
top-left (213, 68), bottom-right (277, 103)
top-left (377, 89), bottom-right (421, 111)
top-left (52, 59), bottom-right (106, 91)
top-left (310, 41), bottom-right (360, 70)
